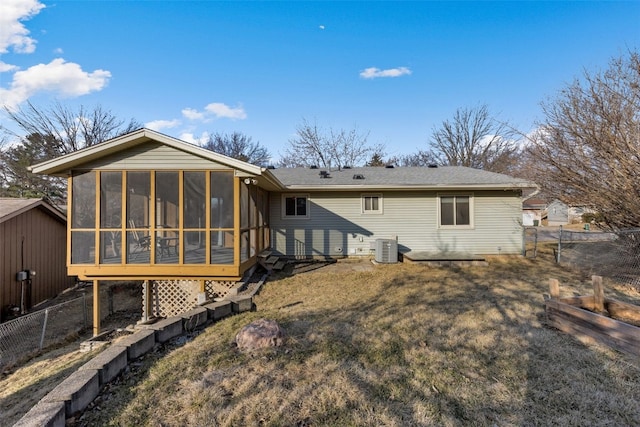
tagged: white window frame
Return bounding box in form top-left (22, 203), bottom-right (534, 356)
top-left (361, 193), bottom-right (383, 214)
top-left (282, 194), bottom-right (310, 219)
top-left (437, 193), bottom-right (474, 229)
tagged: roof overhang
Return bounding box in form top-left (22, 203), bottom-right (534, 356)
top-left (279, 183), bottom-right (536, 192)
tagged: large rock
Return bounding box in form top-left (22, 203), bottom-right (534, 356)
top-left (235, 318), bottom-right (286, 351)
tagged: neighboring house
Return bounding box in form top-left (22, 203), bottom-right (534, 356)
top-left (568, 205), bottom-right (595, 223)
top-left (29, 128), bottom-right (536, 333)
top-left (522, 198), bottom-right (547, 226)
top-left (0, 198), bottom-right (73, 321)
top-left (543, 199), bottom-right (569, 226)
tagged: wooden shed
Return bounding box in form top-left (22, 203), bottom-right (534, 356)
top-left (0, 198), bottom-right (73, 321)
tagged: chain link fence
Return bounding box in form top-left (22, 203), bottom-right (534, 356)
top-left (0, 295), bottom-right (88, 370)
top-left (525, 226), bottom-right (640, 290)
top-left (0, 282), bottom-right (141, 370)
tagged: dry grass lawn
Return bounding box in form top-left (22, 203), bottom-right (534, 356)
top-left (6, 245), bottom-right (640, 426)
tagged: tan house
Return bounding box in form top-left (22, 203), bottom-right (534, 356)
top-left (30, 128), bottom-right (536, 334)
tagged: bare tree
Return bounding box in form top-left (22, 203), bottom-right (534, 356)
top-left (528, 49), bottom-right (640, 230)
top-left (391, 150), bottom-right (439, 167)
top-left (279, 119), bottom-right (383, 168)
top-left (201, 132), bottom-right (271, 166)
top-left (0, 101), bottom-right (141, 199)
top-left (3, 101), bottom-right (140, 154)
top-left (426, 104), bottom-right (521, 173)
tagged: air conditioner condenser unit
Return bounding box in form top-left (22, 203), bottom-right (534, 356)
top-left (375, 239), bottom-right (398, 263)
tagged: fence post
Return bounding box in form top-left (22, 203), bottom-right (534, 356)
top-left (556, 225), bottom-right (563, 263)
top-left (549, 278), bottom-right (560, 299)
top-left (593, 275), bottom-right (605, 313)
top-left (39, 308), bottom-right (49, 349)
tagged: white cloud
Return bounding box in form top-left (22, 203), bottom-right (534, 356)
top-left (183, 102), bottom-right (247, 122)
top-left (0, 0), bottom-right (45, 54)
top-left (0, 61), bottom-right (18, 73)
top-left (53, 47), bottom-right (63, 54)
top-left (319, 25), bottom-right (325, 30)
top-left (359, 66), bottom-right (412, 79)
top-left (179, 131), bottom-right (210, 145)
top-left (204, 102), bottom-right (247, 119)
top-left (0, 58), bottom-right (111, 109)
top-left (145, 119), bottom-right (181, 131)
top-left (182, 107), bottom-right (205, 121)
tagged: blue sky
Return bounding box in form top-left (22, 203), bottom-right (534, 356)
top-left (1, 1), bottom-right (638, 163)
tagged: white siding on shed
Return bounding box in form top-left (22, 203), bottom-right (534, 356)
top-left (270, 190), bottom-right (523, 257)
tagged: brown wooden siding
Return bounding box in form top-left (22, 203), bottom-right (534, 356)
top-left (1, 207), bottom-right (73, 320)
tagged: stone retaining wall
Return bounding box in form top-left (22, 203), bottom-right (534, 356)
top-left (13, 278), bottom-right (264, 427)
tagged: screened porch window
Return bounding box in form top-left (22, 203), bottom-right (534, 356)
top-left (70, 171), bottom-right (96, 264)
top-left (126, 172), bottom-right (151, 264)
top-left (70, 170), bottom-right (240, 266)
top-left (183, 172), bottom-right (206, 264)
top-left (211, 172), bottom-right (234, 265)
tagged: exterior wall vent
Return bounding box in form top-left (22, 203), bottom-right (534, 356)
top-left (375, 239), bottom-right (398, 263)
top-left (353, 174), bottom-right (365, 180)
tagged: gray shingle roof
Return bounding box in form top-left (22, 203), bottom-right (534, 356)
top-left (269, 166), bottom-right (535, 190)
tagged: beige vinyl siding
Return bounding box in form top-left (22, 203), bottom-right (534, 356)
top-left (79, 142), bottom-right (233, 171)
top-left (270, 190), bottom-right (523, 257)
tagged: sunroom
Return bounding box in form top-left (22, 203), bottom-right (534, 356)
top-left (30, 128), bottom-right (281, 334)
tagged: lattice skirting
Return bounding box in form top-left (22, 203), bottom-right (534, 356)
top-left (205, 280), bottom-right (238, 300)
top-left (143, 279), bottom-right (239, 318)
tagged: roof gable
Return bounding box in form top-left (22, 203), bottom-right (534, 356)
top-left (0, 198), bottom-right (66, 224)
top-left (29, 128), bottom-right (263, 177)
top-left (76, 140), bottom-right (234, 171)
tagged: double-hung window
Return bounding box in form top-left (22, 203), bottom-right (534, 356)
top-left (283, 195), bottom-right (309, 218)
top-left (439, 194), bottom-right (473, 228)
